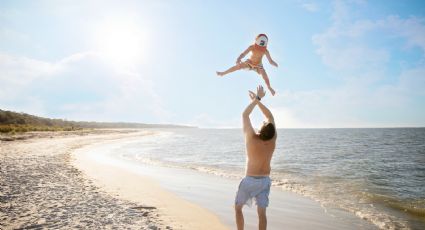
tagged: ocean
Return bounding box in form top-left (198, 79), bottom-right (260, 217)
top-left (117, 128), bottom-right (425, 229)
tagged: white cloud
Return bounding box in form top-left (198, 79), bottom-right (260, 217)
top-left (271, 0), bottom-right (425, 128)
top-left (270, 81), bottom-right (416, 128)
top-left (312, 5), bottom-right (393, 73)
top-left (312, 39), bottom-right (390, 72)
top-left (382, 16), bottom-right (425, 52)
top-left (191, 113), bottom-right (240, 129)
top-left (271, 87), bottom-right (368, 128)
top-left (0, 51), bottom-right (169, 123)
top-left (398, 66), bottom-right (425, 95)
top-left (0, 28), bottom-right (30, 44)
top-left (0, 53), bottom-right (56, 82)
top-left (313, 5), bottom-right (425, 69)
top-left (272, 107), bottom-right (310, 128)
top-left (301, 3), bottom-right (319, 12)
top-left (331, 0), bottom-right (349, 25)
top-left (0, 53), bottom-right (57, 103)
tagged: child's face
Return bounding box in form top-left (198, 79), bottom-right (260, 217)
top-left (255, 35), bottom-right (268, 47)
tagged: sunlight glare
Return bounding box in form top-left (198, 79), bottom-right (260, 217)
top-left (95, 20), bottom-right (147, 69)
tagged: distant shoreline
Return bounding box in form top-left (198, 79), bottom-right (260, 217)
top-left (0, 109), bottom-right (196, 135)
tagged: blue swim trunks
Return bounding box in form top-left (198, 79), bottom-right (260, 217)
top-left (235, 176), bottom-right (271, 208)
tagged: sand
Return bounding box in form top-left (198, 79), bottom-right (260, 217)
top-left (71, 131), bottom-right (376, 230)
top-left (0, 130), bottom-right (170, 229)
top-left (72, 134), bottom-right (229, 230)
top-left (1, 129), bottom-right (376, 230)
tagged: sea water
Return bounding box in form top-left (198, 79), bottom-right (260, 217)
top-left (118, 128), bottom-right (425, 229)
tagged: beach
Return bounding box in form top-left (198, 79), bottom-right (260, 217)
top-left (71, 130), bottom-right (377, 230)
top-left (2, 1), bottom-right (424, 229)
top-left (0, 130), bottom-right (170, 229)
top-left (2, 128), bottom-right (422, 229)
top-left (1, 130), bottom-right (230, 230)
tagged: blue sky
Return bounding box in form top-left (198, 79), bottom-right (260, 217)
top-left (1, 0), bottom-right (424, 128)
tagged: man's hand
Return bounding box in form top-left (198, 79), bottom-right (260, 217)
top-left (248, 85), bottom-right (266, 101)
top-left (236, 59), bottom-right (242, 65)
top-left (257, 85), bottom-right (266, 99)
top-left (249, 91), bottom-right (256, 100)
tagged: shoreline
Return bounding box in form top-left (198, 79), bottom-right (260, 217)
top-left (72, 133), bottom-right (230, 230)
top-left (1, 129), bottom-right (379, 229)
top-left (72, 131), bottom-right (377, 230)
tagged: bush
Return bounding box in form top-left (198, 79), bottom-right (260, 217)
top-left (0, 125), bottom-right (12, 133)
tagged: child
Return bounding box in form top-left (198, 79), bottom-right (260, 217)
top-left (217, 34), bottom-right (278, 95)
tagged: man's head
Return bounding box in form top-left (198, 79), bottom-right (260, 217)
top-left (258, 121), bottom-right (275, 141)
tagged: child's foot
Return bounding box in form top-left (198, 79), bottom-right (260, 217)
top-left (269, 88), bottom-right (276, 96)
top-left (216, 71), bottom-right (224, 77)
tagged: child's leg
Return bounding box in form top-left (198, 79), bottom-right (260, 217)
top-left (217, 63), bottom-right (246, 76)
top-left (259, 69), bottom-right (276, 96)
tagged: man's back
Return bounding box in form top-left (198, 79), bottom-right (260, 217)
top-left (236, 85), bottom-right (276, 230)
top-left (245, 133), bottom-right (276, 176)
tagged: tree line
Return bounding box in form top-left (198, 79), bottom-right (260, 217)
top-left (0, 109), bottom-right (193, 133)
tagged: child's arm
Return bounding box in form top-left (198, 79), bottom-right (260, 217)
top-left (236, 45), bottom-right (253, 64)
top-left (265, 49), bottom-right (278, 67)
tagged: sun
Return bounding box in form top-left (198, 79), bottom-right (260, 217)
top-left (94, 20), bottom-right (147, 69)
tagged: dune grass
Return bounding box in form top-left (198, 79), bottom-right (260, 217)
top-left (0, 124), bottom-right (82, 134)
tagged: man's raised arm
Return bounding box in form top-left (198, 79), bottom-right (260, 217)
top-left (253, 85), bottom-right (274, 124)
top-left (242, 98), bottom-right (257, 135)
top-left (242, 86), bottom-right (268, 134)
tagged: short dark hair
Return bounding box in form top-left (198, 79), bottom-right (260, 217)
top-left (258, 123), bottom-right (275, 141)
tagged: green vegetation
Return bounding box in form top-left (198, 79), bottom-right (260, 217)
top-left (0, 109), bottom-right (194, 133)
top-left (0, 110), bottom-right (82, 133)
top-left (0, 124), bottom-right (79, 134)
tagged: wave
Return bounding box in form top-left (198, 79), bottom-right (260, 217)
top-left (366, 193), bottom-right (425, 219)
top-left (123, 154), bottom-right (420, 229)
top-left (116, 129), bottom-right (425, 230)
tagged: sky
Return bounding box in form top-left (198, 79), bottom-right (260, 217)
top-left (1, 0), bottom-right (425, 128)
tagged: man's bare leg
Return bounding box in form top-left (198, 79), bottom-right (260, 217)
top-left (217, 63), bottom-right (245, 77)
top-left (235, 205), bottom-right (244, 230)
top-left (257, 207), bottom-right (267, 230)
top-left (259, 69), bottom-right (275, 96)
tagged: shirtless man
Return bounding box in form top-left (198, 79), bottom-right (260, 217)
top-left (235, 85), bottom-right (277, 230)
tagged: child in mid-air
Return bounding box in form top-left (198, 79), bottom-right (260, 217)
top-left (217, 34), bottom-right (278, 95)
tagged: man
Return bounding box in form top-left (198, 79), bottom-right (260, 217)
top-left (235, 85), bottom-right (277, 230)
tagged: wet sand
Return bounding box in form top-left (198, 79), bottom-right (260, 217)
top-left (1, 129), bottom-right (377, 229)
top-left (72, 132), bottom-right (377, 230)
top-left (72, 134), bottom-right (229, 230)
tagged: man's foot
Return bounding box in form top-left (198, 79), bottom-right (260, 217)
top-left (216, 71), bottom-right (224, 77)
